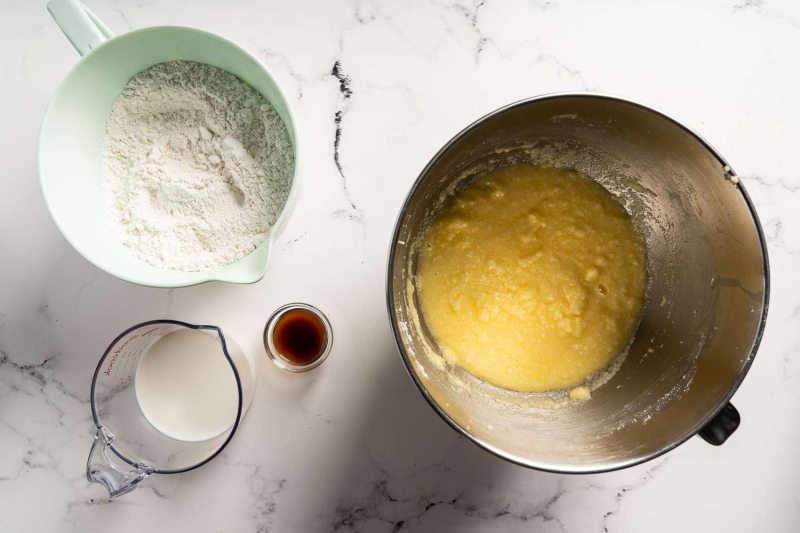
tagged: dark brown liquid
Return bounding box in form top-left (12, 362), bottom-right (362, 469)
top-left (273, 309), bottom-right (327, 365)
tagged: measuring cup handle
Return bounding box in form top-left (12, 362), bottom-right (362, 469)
top-left (86, 427), bottom-right (152, 499)
top-left (47, 0), bottom-right (114, 57)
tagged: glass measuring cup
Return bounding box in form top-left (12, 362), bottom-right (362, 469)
top-left (88, 320), bottom-right (257, 498)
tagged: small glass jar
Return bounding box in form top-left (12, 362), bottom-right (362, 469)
top-left (263, 303), bottom-right (333, 372)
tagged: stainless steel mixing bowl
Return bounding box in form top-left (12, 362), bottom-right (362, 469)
top-left (387, 94), bottom-right (769, 473)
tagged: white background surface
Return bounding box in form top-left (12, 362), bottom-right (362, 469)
top-left (1, 0), bottom-right (799, 531)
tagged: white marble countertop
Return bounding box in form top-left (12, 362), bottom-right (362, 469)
top-left (2, 0), bottom-right (799, 531)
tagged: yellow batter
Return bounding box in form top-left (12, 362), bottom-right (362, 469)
top-left (417, 165), bottom-right (647, 393)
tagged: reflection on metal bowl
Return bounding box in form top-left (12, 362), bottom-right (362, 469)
top-left (387, 94), bottom-right (769, 473)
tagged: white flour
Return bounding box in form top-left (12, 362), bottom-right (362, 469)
top-left (103, 61), bottom-right (293, 272)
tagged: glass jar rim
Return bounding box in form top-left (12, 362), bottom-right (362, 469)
top-left (263, 303), bottom-right (334, 373)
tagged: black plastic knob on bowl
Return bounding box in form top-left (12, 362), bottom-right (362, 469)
top-left (699, 403), bottom-right (741, 446)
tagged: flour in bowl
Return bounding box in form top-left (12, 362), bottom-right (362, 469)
top-left (102, 60), bottom-right (293, 272)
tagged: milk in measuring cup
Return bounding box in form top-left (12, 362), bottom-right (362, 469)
top-left (135, 328), bottom-right (241, 442)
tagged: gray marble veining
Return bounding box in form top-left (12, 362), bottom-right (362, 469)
top-left (1, 0), bottom-right (799, 531)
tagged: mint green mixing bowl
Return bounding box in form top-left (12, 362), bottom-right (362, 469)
top-left (40, 0), bottom-right (301, 287)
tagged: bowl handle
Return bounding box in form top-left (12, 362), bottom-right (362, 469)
top-left (697, 402), bottom-right (741, 446)
top-left (47, 0), bottom-right (114, 57)
top-left (86, 426), bottom-right (152, 499)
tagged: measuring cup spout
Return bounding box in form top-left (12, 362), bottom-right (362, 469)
top-left (86, 426), bottom-right (153, 499)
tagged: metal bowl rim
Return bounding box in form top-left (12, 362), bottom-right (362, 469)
top-left (385, 92), bottom-right (771, 474)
